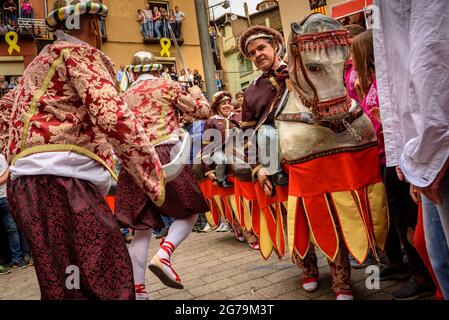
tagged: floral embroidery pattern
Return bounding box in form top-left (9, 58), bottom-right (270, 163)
top-left (4, 41), bottom-right (165, 205)
top-left (121, 78), bottom-right (210, 142)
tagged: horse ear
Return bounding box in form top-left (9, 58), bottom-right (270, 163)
top-left (291, 22), bottom-right (303, 35)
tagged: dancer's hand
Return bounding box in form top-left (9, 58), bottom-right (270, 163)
top-left (370, 107), bottom-right (381, 123)
top-left (416, 157), bottom-right (449, 205)
top-left (207, 172), bottom-right (217, 182)
top-left (257, 167), bottom-right (273, 197)
top-left (188, 85), bottom-right (202, 95)
top-left (355, 78), bottom-right (364, 105)
top-left (409, 184), bottom-right (420, 204)
top-left (395, 166), bottom-right (406, 182)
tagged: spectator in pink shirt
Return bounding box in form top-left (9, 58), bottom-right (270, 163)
top-left (21, 0), bottom-right (33, 18)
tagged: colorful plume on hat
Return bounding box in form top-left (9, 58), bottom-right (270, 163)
top-left (119, 64), bottom-right (164, 92)
top-left (125, 64), bottom-right (163, 73)
top-left (46, 1), bottom-right (108, 32)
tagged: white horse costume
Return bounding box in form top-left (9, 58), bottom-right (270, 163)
top-left (275, 14), bottom-right (389, 264)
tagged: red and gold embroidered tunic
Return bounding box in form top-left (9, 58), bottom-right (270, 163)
top-left (4, 41), bottom-right (166, 206)
top-left (120, 76), bottom-right (210, 144)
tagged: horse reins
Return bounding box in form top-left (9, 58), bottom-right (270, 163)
top-left (288, 15), bottom-right (352, 122)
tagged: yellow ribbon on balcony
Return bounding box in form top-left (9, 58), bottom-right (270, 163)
top-left (5, 31), bottom-right (20, 55)
top-left (160, 37), bottom-right (171, 57)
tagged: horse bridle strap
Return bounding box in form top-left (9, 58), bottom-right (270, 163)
top-left (276, 104), bottom-right (364, 133)
top-left (289, 28), bottom-right (351, 119)
top-left (290, 29), bottom-right (351, 51)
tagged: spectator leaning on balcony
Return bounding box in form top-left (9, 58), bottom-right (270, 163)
top-left (143, 3), bottom-right (153, 38)
top-left (153, 6), bottom-right (161, 39)
top-left (168, 9), bottom-right (176, 37)
top-left (136, 9), bottom-right (147, 38)
top-left (3, 0), bottom-right (18, 23)
top-left (160, 7), bottom-right (170, 38)
top-left (174, 6), bottom-right (185, 38)
top-left (21, 0), bottom-right (34, 19)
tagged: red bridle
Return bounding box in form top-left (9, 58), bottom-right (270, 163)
top-left (289, 29), bottom-right (352, 120)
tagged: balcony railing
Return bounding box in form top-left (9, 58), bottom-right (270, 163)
top-left (1, 10), bottom-right (107, 41)
top-left (17, 18), bottom-right (51, 39)
top-left (141, 20), bottom-right (183, 44)
top-left (1, 5), bottom-right (51, 38)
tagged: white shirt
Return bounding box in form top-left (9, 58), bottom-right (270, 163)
top-left (0, 154), bottom-right (8, 198)
top-left (8, 30), bottom-right (113, 195)
top-left (143, 9), bottom-right (153, 21)
top-left (10, 152), bottom-right (112, 195)
top-left (175, 11), bottom-right (185, 22)
top-left (374, 0), bottom-right (449, 187)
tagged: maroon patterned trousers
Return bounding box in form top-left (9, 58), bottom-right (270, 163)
top-left (7, 175), bottom-right (135, 300)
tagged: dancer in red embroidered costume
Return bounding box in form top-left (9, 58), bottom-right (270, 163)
top-left (115, 51), bottom-right (210, 300)
top-left (0, 1), bottom-right (166, 299)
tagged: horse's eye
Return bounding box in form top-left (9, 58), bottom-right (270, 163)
top-left (306, 65), bottom-right (321, 72)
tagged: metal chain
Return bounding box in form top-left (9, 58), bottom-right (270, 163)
top-left (342, 119), bottom-right (362, 141)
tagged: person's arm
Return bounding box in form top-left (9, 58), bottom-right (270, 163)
top-left (0, 168), bottom-right (9, 185)
top-left (65, 46), bottom-right (165, 206)
top-left (354, 78), bottom-right (365, 106)
top-left (400, 1), bottom-right (449, 202)
top-left (172, 82), bottom-right (210, 120)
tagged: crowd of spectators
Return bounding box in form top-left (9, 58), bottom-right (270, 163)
top-left (136, 4), bottom-right (185, 40)
top-left (0, 0), bottom-right (33, 34)
top-left (116, 65), bottom-right (203, 92)
top-left (0, 75), bottom-right (20, 99)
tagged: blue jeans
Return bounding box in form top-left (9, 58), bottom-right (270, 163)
top-left (154, 21), bottom-right (162, 38)
top-left (0, 197), bottom-right (29, 263)
top-left (161, 20), bottom-right (169, 38)
top-left (422, 173), bottom-right (449, 299)
top-left (140, 23), bottom-right (146, 37)
top-left (146, 20), bottom-right (154, 38)
top-left (175, 21), bottom-right (182, 38)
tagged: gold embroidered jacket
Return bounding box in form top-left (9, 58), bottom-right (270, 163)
top-left (3, 41), bottom-right (166, 206)
top-left (121, 79), bottom-right (210, 144)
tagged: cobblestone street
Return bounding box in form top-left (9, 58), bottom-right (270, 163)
top-left (0, 230), bottom-right (402, 300)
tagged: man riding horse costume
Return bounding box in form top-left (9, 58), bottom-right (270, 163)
top-left (237, 14), bottom-right (389, 299)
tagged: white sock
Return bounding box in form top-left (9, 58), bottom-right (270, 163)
top-left (128, 228), bottom-right (152, 285)
top-left (157, 214), bottom-right (198, 260)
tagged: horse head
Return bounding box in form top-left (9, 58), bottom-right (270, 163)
top-left (277, 13), bottom-right (376, 162)
top-left (288, 13), bottom-right (351, 121)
